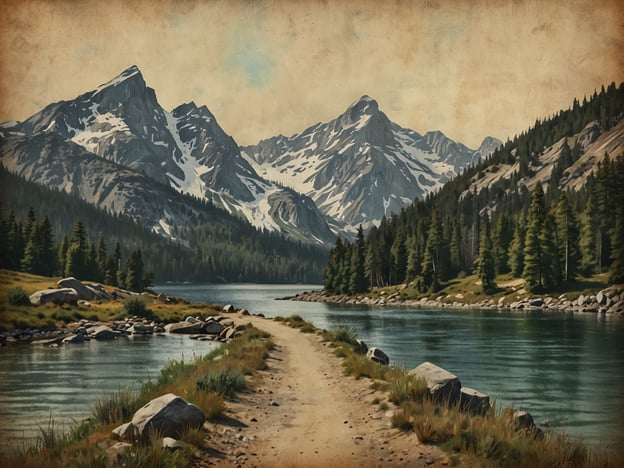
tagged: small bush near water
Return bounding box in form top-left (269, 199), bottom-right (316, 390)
top-left (8, 287), bottom-right (30, 306)
top-left (122, 296), bottom-right (160, 321)
top-left (92, 387), bottom-right (144, 425)
top-left (332, 326), bottom-right (357, 345)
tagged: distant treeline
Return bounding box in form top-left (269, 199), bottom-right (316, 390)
top-left (0, 166), bottom-right (327, 284)
top-left (324, 82), bottom-right (624, 294)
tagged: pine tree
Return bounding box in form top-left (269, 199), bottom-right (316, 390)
top-left (405, 235), bottom-right (421, 283)
top-left (324, 237), bottom-right (344, 293)
top-left (96, 236), bottom-right (107, 282)
top-left (492, 214), bottom-right (512, 274)
top-left (523, 183), bottom-right (546, 292)
top-left (449, 222), bottom-right (462, 275)
top-left (555, 193), bottom-right (580, 282)
top-left (540, 213), bottom-right (560, 290)
top-left (579, 193), bottom-right (598, 275)
top-left (608, 204), bottom-right (624, 283)
top-left (349, 226), bottom-right (368, 294)
top-left (508, 221), bottom-right (525, 277)
top-left (390, 227), bottom-right (407, 284)
top-left (65, 220), bottom-right (89, 279)
top-left (476, 216), bottom-right (497, 293)
top-left (421, 211), bottom-right (443, 292)
top-left (125, 249), bottom-right (144, 292)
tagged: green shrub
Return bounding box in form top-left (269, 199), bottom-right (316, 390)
top-left (196, 369), bottom-right (245, 396)
top-left (391, 407), bottom-right (414, 432)
top-left (389, 373), bottom-right (428, 405)
top-left (333, 326), bottom-right (357, 345)
top-left (8, 287), bottom-right (30, 306)
top-left (123, 296), bottom-right (149, 317)
top-left (92, 387), bottom-right (143, 425)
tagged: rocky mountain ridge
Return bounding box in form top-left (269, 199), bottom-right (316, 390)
top-left (242, 95), bottom-right (500, 231)
top-left (0, 66), bottom-right (335, 245)
top-left (1, 66), bottom-right (500, 244)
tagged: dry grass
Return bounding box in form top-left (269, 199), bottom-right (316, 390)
top-left (319, 320), bottom-right (620, 468)
top-left (0, 269), bottom-right (224, 331)
top-left (1, 322), bottom-right (274, 467)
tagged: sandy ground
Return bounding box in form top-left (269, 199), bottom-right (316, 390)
top-left (195, 313), bottom-right (449, 467)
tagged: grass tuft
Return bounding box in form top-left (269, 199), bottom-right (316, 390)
top-left (196, 369), bottom-right (245, 396)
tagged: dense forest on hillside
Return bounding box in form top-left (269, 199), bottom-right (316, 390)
top-left (0, 166), bottom-right (327, 284)
top-left (325, 82), bottom-right (624, 295)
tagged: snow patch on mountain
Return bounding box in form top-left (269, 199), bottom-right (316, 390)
top-left (164, 110), bottom-right (211, 198)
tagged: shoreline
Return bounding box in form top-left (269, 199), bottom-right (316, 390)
top-left (286, 285), bottom-right (624, 316)
top-left (2, 282), bottom-right (623, 466)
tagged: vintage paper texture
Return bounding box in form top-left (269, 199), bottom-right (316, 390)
top-left (1, 0), bottom-right (623, 147)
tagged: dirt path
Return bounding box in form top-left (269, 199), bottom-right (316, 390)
top-left (197, 313), bottom-right (449, 467)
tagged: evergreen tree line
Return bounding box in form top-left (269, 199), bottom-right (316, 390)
top-left (0, 165), bottom-right (327, 284)
top-left (0, 207), bottom-right (151, 291)
top-left (324, 82), bottom-right (624, 294)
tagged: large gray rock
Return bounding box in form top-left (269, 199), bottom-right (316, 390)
top-left (408, 361), bottom-right (461, 405)
top-left (57, 277), bottom-right (96, 300)
top-left (513, 410), bottom-right (536, 431)
top-left (203, 320), bottom-right (225, 335)
top-left (88, 283), bottom-right (114, 300)
top-left (460, 387), bottom-right (490, 415)
top-left (164, 321), bottom-right (205, 334)
top-left (29, 288), bottom-right (79, 306)
top-left (87, 325), bottom-right (119, 340)
top-left (127, 393), bottom-right (205, 441)
top-left (62, 333), bottom-right (85, 344)
top-left (366, 347), bottom-right (389, 366)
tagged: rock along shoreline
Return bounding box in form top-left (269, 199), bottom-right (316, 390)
top-left (285, 286), bottom-right (624, 316)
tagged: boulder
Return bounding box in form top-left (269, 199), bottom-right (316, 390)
top-left (127, 393), bottom-right (205, 442)
top-left (408, 362), bottom-right (461, 405)
top-left (164, 321), bottom-right (205, 334)
top-left (203, 320), bottom-right (225, 335)
top-left (62, 333), bottom-right (85, 344)
top-left (112, 422), bottom-right (133, 440)
top-left (596, 290), bottom-right (608, 305)
top-left (88, 283), bottom-right (114, 300)
top-left (366, 347), bottom-right (389, 366)
top-left (128, 324), bottom-right (154, 335)
top-left (223, 304), bottom-right (235, 313)
top-left (355, 339), bottom-right (368, 355)
top-left (529, 298), bottom-right (544, 308)
top-left (88, 325), bottom-right (118, 340)
top-left (460, 387), bottom-right (490, 415)
top-left (513, 410), bottom-right (535, 431)
top-left (156, 293), bottom-right (168, 304)
top-left (57, 277), bottom-right (96, 300)
top-left (29, 288), bottom-right (79, 306)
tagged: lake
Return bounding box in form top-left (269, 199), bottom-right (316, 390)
top-left (1, 283), bottom-right (623, 456)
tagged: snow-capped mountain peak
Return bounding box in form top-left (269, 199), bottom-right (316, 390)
top-left (243, 96), bottom-right (502, 232)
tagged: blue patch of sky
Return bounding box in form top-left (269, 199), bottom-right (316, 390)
top-left (225, 27), bottom-right (276, 88)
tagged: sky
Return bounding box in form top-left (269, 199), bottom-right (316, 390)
top-left (1, 0), bottom-right (623, 148)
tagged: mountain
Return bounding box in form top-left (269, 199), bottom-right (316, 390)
top-left (322, 82), bottom-right (624, 293)
top-left (1, 66), bottom-right (335, 245)
top-left (242, 96), bottom-right (501, 232)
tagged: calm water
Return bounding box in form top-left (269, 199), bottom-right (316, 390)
top-left (1, 283), bottom-right (623, 456)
